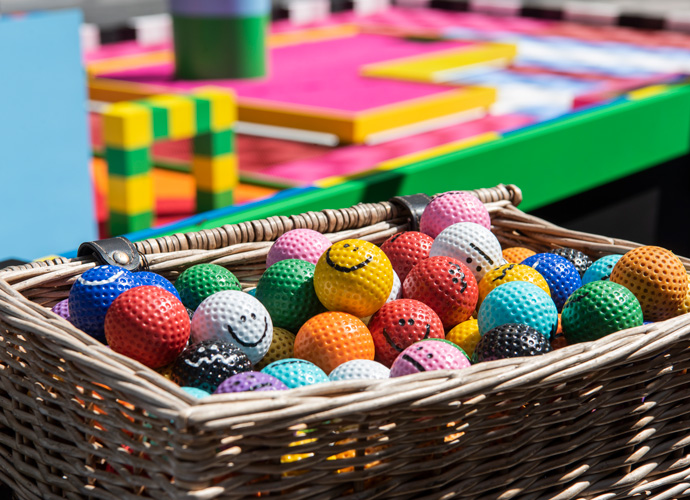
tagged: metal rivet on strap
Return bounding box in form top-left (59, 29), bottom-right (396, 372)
top-left (112, 251), bottom-right (131, 265)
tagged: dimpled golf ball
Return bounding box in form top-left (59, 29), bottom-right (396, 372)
top-left (368, 299), bottom-right (445, 367)
top-left (294, 312), bottom-right (375, 374)
top-left (254, 327), bottom-right (296, 370)
top-left (261, 358), bottom-right (329, 388)
top-left (429, 222), bottom-right (503, 282)
top-left (548, 248), bottom-right (593, 277)
top-left (472, 323), bottom-right (551, 363)
top-left (420, 191), bottom-right (491, 239)
top-left (386, 271), bottom-right (402, 303)
top-left (266, 229), bottom-right (332, 267)
top-left (561, 281), bottom-right (643, 344)
top-left (446, 318), bottom-right (481, 358)
top-left (329, 359), bottom-right (390, 381)
top-left (610, 246), bottom-right (688, 322)
top-left (313, 239), bottom-right (394, 317)
top-left (174, 264), bottom-right (241, 311)
top-left (172, 340), bottom-right (252, 393)
top-left (503, 247), bottom-right (536, 264)
top-left (380, 231), bottom-right (434, 281)
top-left (477, 263), bottom-right (550, 307)
top-left (403, 256), bottom-right (478, 329)
top-left (137, 271), bottom-right (180, 299)
top-left (181, 387), bottom-right (211, 398)
top-left (68, 265), bottom-right (143, 341)
top-left (191, 290), bottom-right (273, 364)
top-left (676, 286), bottom-right (690, 317)
top-left (255, 259), bottom-right (326, 333)
top-left (215, 371), bottom-right (288, 394)
top-left (105, 286), bottom-right (190, 368)
top-left (582, 254), bottom-right (623, 285)
top-left (478, 281), bottom-right (558, 339)
top-left (389, 340), bottom-right (471, 377)
top-left (521, 253), bottom-right (582, 312)
top-left (51, 299), bottom-right (70, 321)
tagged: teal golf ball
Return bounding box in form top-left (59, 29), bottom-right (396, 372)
top-left (582, 254), bottom-right (623, 285)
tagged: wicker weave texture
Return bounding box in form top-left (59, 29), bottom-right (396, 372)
top-left (1, 184), bottom-right (690, 500)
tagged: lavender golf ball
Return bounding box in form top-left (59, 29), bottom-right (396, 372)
top-left (215, 371), bottom-right (288, 394)
top-left (51, 299), bottom-right (70, 321)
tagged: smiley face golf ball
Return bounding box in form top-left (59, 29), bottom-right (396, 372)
top-left (172, 340), bottom-right (252, 393)
top-left (261, 358), bottom-right (329, 388)
top-left (477, 263), bottom-right (550, 307)
top-left (174, 264), bottom-right (241, 311)
top-left (521, 253), bottom-right (582, 312)
top-left (214, 371), bottom-right (288, 394)
top-left (329, 359), bottom-right (390, 381)
top-left (255, 259), bottom-right (326, 333)
top-left (420, 191), bottom-right (491, 238)
top-left (472, 323), bottom-right (551, 363)
top-left (429, 222), bottom-right (503, 282)
top-left (314, 239), bottom-right (393, 317)
top-left (610, 246), bottom-right (687, 322)
top-left (266, 228), bottom-right (332, 267)
top-left (380, 231), bottom-right (434, 281)
top-left (389, 340), bottom-right (471, 377)
top-left (478, 281), bottom-right (558, 339)
top-left (582, 254), bottom-right (623, 285)
top-left (368, 299), bottom-right (444, 367)
top-left (402, 256), bottom-right (478, 329)
top-left (105, 286), bottom-right (190, 368)
top-left (68, 265), bottom-right (143, 342)
top-left (561, 281), bottom-right (643, 344)
top-left (191, 290), bottom-right (273, 364)
top-left (294, 312), bottom-right (375, 374)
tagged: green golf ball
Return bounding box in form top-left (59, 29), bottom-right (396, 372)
top-left (255, 259), bottom-right (327, 333)
top-left (174, 264), bottom-right (241, 311)
top-left (562, 281), bottom-right (643, 344)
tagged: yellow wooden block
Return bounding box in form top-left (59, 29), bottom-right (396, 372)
top-left (192, 154), bottom-right (239, 192)
top-left (102, 102), bottom-right (153, 149)
top-left (194, 87), bottom-right (237, 130)
top-left (147, 94), bottom-right (196, 139)
top-left (108, 174), bottom-right (154, 214)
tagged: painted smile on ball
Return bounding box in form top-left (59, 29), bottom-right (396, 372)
top-left (383, 323), bottom-right (430, 352)
top-left (402, 354), bottom-right (426, 372)
top-left (226, 317), bottom-right (269, 348)
top-left (325, 245), bottom-right (372, 273)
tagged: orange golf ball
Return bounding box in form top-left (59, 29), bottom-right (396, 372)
top-left (503, 247), bottom-right (536, 264)
top-left (314, 239), bottom-right (393, 317)
top-left (294, 312), bottom-right (375, 374)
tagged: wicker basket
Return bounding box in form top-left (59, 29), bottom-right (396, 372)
top-left (1, 184), bottom-right (690, 500)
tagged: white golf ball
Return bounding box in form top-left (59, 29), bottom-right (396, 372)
top-left (191, 290), bottom-right (273, 364)
top-left (429, 222), bottom-right (503, 282)
top-left (386, 271), bottom-right (402, 303)
top-left (329, 359), bottom-right (390, 381)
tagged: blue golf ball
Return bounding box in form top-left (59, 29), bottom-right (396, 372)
top-left (521, 253), bottom-right (582, 312)
top-left (582, 254), bottom-right (623, 285)
top-left (478, 281), bottom-right (558, 339)
top-left (137, 271), bottom-right (180, 299)
top-left (261, 358), bottom-right (328, 389)
top-left (68, 265), bottom-right (142, 342)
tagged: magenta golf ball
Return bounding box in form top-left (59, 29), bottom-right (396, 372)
top-left (266, 229), bottom-right (332, 267)
top-left (389, 340), bottom-right (471, 377)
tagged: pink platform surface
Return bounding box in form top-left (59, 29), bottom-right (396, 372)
top-left (99, 34), bottom-right (479, 114)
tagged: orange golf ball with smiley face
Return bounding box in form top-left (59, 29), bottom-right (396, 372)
top-left (314, 239), bottom-right (394, 318)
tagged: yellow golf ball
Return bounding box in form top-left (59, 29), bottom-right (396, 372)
top-left (314, 239), bottom-right (393, 318)
top-left (478, 263), bottom-right (550, 307)
top-left (446, 319), bottom-right (481, 358)
top-left (254, 327), bottom-right (296, 370)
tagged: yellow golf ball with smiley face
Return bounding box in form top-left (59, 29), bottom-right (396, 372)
top-left (314, 239), bottom-right (394, 318)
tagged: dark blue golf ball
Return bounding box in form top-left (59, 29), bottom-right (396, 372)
top-left (521, 253), bottom-right (582, 312)
top-left (137, 271), bottom-right (180, 300)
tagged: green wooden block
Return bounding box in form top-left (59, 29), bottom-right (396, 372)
top-left (191, 96), bottom-right (212, 134)
top-left (193, 129), bottom-right (234, 156)
top-left (138, 102), bottom-right (169, 140)
top-left (196, 189), bottom-right (234, 212)
top-left (109, 211), bottom-right (154, 237)
top-left (105, 146), bottom-right (151, 176)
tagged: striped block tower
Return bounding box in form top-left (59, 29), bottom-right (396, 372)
top-left (170, 0), bottom-right (270, 80)
top-left (103, 88), bottom-right (237, 236)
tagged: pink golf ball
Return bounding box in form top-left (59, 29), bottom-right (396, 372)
top-left (389, 340), bottom-right (471, 377)
top-left (420, 191), bottom-right (491, 239)
top-left (266, 229), bottom-right (332, 267)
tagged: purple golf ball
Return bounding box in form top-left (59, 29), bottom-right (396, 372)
top-left (215, 371), bottom-right (288, 394)
top-left (390, 340), bottom-right (471, 377)
top-left (51, 299), bottom-right (70, 321)
top-left (266, 229), bottom-right (332, 267)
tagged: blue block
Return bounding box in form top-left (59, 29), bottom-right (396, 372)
top-left (0, 10), bottom-right (95, 260)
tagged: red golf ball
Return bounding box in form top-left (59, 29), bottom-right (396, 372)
top-left (380, 231), bottom-right (434, 281)
top-left (105, 286), bottom-right (190, 369)
top-left (368, 299), bottom-right (445, 367)
top-left (403, 256), bottom-right (479, 330)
